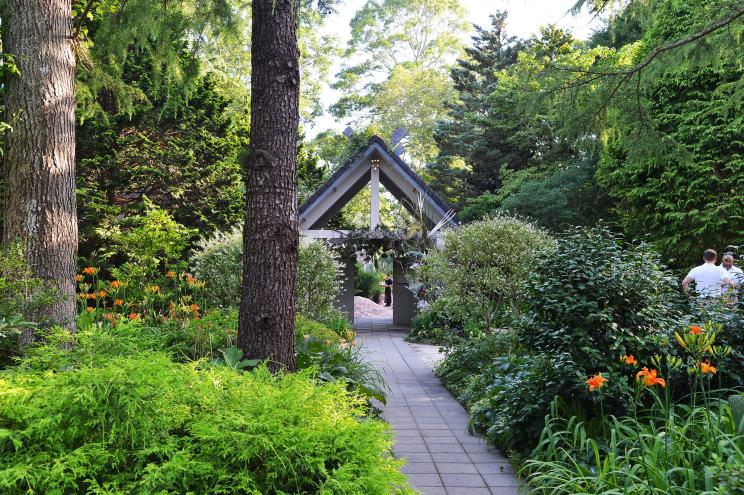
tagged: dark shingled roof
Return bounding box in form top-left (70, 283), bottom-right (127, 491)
top-left (299, 135), bottom-right (460, 226)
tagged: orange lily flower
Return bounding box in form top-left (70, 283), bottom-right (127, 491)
top-left (621, 354), bottom-right (638, 366)
top-left (86, 307), bottom-right (94, 313)
top-left (586, 373), bottom-right (608, 392)
top-left (697, 361), bottom-right (717, 375)
top-left (98, 290), bottom-right (108, 298)
top-left (166, 271), bottom-right (176, 278)
top-left (636, 367), bottom-right (666, 388)
top-left (75, 274), bottom-right (84, 282)
top-left (690, 325), bottom-right (702, 335)
top-left (82, 266), bottom-right (96, 275)
top-left (110, 280), bottom-right (122, 289)
top-left (114, 299), bottom-right (123, 306)
top-left (128, 313), bottom-right (139, 320)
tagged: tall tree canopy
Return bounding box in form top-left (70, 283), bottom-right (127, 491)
top-left (330, 0), bottom-right (468, 165)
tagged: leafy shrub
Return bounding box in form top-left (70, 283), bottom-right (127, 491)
top-left (192, 230), bottom-right (343, 320)
top-left (93, 200), bottom-right (196, 278)
top-left (517, 225), bottom-right (683, 372)
top-left (0, 355), bottom-right (412, 494)
top-left (296, 335), bottom-right (386, 405)
top-left (295, 314), bottom-right (341, 345)
top-left (355, 265), bottom-right (380, 298)
top-left (466, 353), bottom-right (579, 454)
top-left (296, 237), bottom-right (343, 320)
top-left (0, 244), bottom-right (59, 365)
top-left (435, 330), bottom-right (519, 402)
top-left (191, 225), bottom-right (243, 308)
top-left (407, 298), bottom-right (476, 344)
top-left (421, 215), bottom-right (551, 331)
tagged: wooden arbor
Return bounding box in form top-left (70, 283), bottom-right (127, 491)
top-left (299, 135), bottom-right (458, 325)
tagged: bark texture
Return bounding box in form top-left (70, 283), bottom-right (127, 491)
top-left (237, 0), bottom-right (300, 371)
top-left (3, 0), bottom-right (78, 340)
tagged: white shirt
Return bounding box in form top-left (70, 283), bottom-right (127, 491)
top-left (686, 263), bottom-right (731, 297)
top-left (723, 265), bottom-right (744, 286)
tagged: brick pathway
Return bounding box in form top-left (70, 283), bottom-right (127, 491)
top-left (355, 317), bottom-right (522, 495)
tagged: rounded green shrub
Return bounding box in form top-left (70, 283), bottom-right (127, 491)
top-left (295, 314), bottom-right (342, 345)
top-left (0, 354), bottom-right (413, 494)
top-left (421, 215), bottom-right (551, 331)
top-left (192, 230), bottom-right (343, 321)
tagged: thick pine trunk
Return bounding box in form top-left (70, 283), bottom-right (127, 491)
top-left (237, 0), bottom-right (299, 372)
top-left (3, 0), bottom-right (78, 340)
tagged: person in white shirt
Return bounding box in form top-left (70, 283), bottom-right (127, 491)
top-left (681, 249), bottom-right (731, 298)
top-left (721, 253), bottom-right (743, 287)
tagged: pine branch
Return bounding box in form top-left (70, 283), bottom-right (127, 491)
top-left (552, 4), bottom-right (744, 78)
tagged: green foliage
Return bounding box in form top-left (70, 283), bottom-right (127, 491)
top-left (0, 355), bottom-right (412, 494)
top-left (517, 225), bottom-right (683, 371)
top-left (435, 330), bottom-right (519, 402)
top-left (192, 231), bottom-right (342, 320)
top-left (191, 225), bottom-right (243, 308)
top-left (295, 314), bottom-right (341, 345)
top-left (525, 394), bottom-right (744, 493)
top-left (94, 200), bottom-right (196, 276)
top-left (355, 265), bottom-right (381, 298)
top-left (407, 298), bottom-right (472, 344)
top-left (422, 216), bottom-right (551, 331)
top-left (332, 0), bottom-right (468, 164)
top-left (76, 62), bottom-right (248, 261)
top-left (0, 244), bottom-right (58, 364)
top-left (430, 12), bottom-right (527, 204)
top-left (296, 335), bottom-right (387, 406)
top-left (212, 346), bottom-right (259, 371)
top-left (296, 238), bottom-right (343, 321)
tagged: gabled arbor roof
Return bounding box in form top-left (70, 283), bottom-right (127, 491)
top-left (299, 136), bottom-right (459, 230)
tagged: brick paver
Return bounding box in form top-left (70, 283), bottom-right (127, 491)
top-left (354, 317), bottom-right (523, 495)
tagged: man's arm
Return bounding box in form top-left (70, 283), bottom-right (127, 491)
top-left (682, 275), bottom-right (694, 294)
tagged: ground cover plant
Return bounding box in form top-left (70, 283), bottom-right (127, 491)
top-left (0, 355), bottom-right (412, 494)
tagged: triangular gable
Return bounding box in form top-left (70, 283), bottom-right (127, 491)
top-left (299, 136), bottom-right (460, 231)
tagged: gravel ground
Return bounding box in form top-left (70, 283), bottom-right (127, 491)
top-left (354, 296), bottom-right (394, 318)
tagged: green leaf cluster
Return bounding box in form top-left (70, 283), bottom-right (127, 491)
top-left (0, 354), bottom-right (412, 494)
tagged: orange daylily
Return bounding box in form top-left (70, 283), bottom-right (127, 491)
top-left (697, 361), bottom-right (717, 375)
top-left (166, 271), bottom-right (176, 278)
top-left (111, 280), bottom-right (122, 289)
top-left (98, 290), bottom-right (108, 298)
top-left (621, 354), bottom-right (638, 366)
top-left (82, 266), bottom-right (96, 275)
top-left (690, 325), bottom-right (702, 335)
top-left (114, 299), bottom-right (124, 306)
top-left (190, 303), bottom-right (199, 313)
top-left (128, 313), bottom-right (140, 320)
top-left (86, 307), bottom-right (94, 313)
top-left (586, 373), bottom-right (608, 392)
top-left (87, 293), bottom-right (97, 300)
top-left (636, 367), bottom-right (666, 388)
top-left (75, 274), bottom-right (84, 282)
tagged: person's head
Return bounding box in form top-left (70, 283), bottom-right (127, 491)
top-left (702, 249), bottom-right (717, 263)
top-left (722, 253), bottom-right (735, 270)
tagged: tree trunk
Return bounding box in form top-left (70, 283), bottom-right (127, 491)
top-left (237, 0), bottom-right (299, 372)
top-left (3, 0), bottom-right (78, 341)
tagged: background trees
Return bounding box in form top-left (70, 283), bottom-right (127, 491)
top-left (330, 0), bottom-right (468, 165)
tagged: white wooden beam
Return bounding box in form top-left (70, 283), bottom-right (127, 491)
top-left (370, 159), bottom-right (380, 229)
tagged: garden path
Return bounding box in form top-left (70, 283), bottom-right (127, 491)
top-left (355, 317), bottom-right (522, 495)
